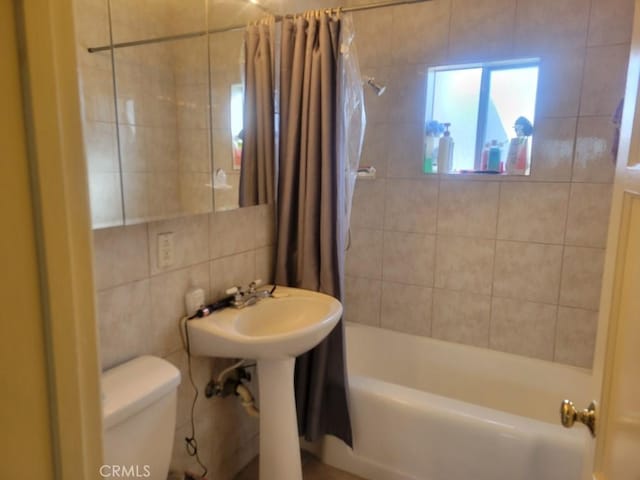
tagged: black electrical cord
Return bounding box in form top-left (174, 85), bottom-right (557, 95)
top-left (182, 318), bottom-right (209, 479)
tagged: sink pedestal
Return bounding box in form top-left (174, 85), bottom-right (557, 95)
top-left (257, 357), bottom-right (303, 480)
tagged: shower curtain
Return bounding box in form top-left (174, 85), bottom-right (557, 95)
top-left (275, 11), bottom-right (364, 447)
top-left (239, 19), bottom-right (275, 207)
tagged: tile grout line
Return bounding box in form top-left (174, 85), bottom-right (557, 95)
top-left (487, 180), bottom-right (502, 349)
top-left (429, 177), bottom-right (443, 337)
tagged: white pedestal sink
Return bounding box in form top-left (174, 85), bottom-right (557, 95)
top-left (187, 286), bottom-right (343, 480)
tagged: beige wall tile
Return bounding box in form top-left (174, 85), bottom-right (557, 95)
top-left (384, 179), bottom-right (438, 233)
top-left (386, 122), bottom-right (428, 178)
top-left (490, 297), bottom-right (557, 360)
top-left (97, 279), bottom-right (152, 369)
top-left (84, 121), bottom-right (119, 173)
top-left (572, 116), bottom-right (616, 183)
top-left (210, 251), bottom-right (256, 300)
top-left (210, 207), bottom-right (257, 258)
top-left (176, 83), bottom-right (210, 131)
top-left (560, 246), bottom-right (605, 310)
top-left (580, 44), bottom-right (630, 117)
top-left (555, 306), bottom-right (598, 368)
top-left (149, 263), bottom-right (210, 357)
top-left (88, 173), bottom-right (124, 228)
top-left (432, 289), bottom-right (491, 347)
top-left (255, 205), bottom-right (276, 248)
top-left (565, 183), bottom-right (612, 248)
top-left (212, 127), bottom-right (234, 172)
top-left (588, 0), bottom-right (635, 47)
top-left (148, 173), bottom-right (181, 218)
top-left (346, 228), bottom-right (383, 279)
top-left (122, 173), bottom-right (150, 222)
top-left (493, 241), bottom-right (563, 304)
top-left (73, 0), bottom-right (110, 48)
top-left (80, 63), bottom-right (117, 122)
top-left (256, 246), bottom-right (275, 285)
top-left (535, 49), bottom-right (584, 118)
top-left (497, 183), bottom-right (570, 244)
top-left (147, 214), bottom-right (209, 275)
top-left (170, 393), bottom-right (258, 478)
top-left (345, 276), bottom-right (381, 327)
top-left (178, 128), bottom-right (211, 173)
top-left (390, 0), bottom-right (450, 65)
top-left (435, 236), bottom-right (495, 295)
top-left (351, 179), bottom-right (386, 230)
top-left (210, 75), bottom-right (232, 130)
top-left (437, 181), bottom-right (499, 238)
top-left (381, 282), bottom-right (432, 336)
top-left (118, 124), bottom-right (147, 173)
top-left (180, 173), bottom-right (215, 215)
top-left (360, 123), bottom-right (390, 176)
top-left (514, 0), bottom-right (589, 54)
top-left (149, 127), bottom-right (179, 172)
top-left (383, 231), bottom-right (436, 286)
top-left (352, 9), bottom-right (393, 68)
top-left (448, 0), bottom-right (516, 63)
top-left (165, 350), bottom-right (216, 429)
top-left (93, 224), bottom-right (150, 290)
top-left (388, 65), bottom-right (428, 124)
top-left (209, 30), bottom-right (244, 74)
top-left (361, 67), bottom-right (392, 125)
top-left (529, 117), bottom-right (576, 181)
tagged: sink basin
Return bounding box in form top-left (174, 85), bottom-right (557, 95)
top-left (188, 286), bottom-right (342, 359)
top-left (187, 286), bottom-right (343, 480)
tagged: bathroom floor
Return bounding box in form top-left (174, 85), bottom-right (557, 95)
top-left (235, 451), bottom-right (364, 480)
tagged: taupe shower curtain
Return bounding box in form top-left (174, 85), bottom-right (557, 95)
top-left (239, 20), bottom-right (275, 207)
top-left (275, 12), bottom-right (353, 446)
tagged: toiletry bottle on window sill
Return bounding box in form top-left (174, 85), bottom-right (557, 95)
top-left (438, 123), bottom-right (454, 173)
top-left (488, 140), bottom-right (501, 172)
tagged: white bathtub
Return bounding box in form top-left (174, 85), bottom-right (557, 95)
top-left (306, 323), bottom-right (595, 480)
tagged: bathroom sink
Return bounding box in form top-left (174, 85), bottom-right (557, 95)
top-left (188, 286), bottom-right (342, 480)
top-left (187, 286), bottom-right (342, 359)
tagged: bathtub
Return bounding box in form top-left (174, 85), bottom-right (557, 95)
top-left (305, 323), bottom-right (594, 480)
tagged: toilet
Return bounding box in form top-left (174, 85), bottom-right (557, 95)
top-left (101, 356), bottom-right (181, 480)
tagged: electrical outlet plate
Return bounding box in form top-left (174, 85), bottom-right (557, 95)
top-left (157, 232), bottom-right (175, 268)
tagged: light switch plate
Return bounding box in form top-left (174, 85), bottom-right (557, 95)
top-left (157, 232), bottom-right (175, 269)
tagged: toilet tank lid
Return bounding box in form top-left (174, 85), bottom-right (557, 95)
top-left (102, 355), bottom-right (181, 430)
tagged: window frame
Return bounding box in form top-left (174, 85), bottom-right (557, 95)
top-left (426, 58), bottom-right (540, 173)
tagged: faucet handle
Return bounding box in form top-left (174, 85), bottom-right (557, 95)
top-left (225, 286), bottom-right (241, 296)
top-left (248, 279), bottom-right (263, 293)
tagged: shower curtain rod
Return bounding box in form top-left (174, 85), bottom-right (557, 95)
top-left (87, 0), bottom-right (430, 53)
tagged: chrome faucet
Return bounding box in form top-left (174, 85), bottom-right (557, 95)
top-left (226, 280), bottom-right (273, 308)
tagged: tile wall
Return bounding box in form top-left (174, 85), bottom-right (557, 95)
top-left (74, 0), bottom-right (272, 477)
top-left (93, 205), bottom-right (275, 478)
top-left (77, 3), bottom-right (633, 479)
top-left (345, 0), bottom-right (634, 369)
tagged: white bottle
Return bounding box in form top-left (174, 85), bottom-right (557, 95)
top-left (437, 123), bottom-right (454, 173)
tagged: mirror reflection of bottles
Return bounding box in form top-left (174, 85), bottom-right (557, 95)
top-left (437, 123), bottom-right (454, 174)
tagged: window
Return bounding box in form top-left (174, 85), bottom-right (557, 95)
top-left (230, 83), bottom-right (244, 170)
top-left (425, 59), bottom-right (539, 174)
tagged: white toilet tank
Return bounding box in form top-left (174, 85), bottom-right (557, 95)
top-left (102, 356), bottom-right (181, 480)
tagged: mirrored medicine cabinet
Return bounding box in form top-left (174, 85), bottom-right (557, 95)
top-left (77, 0), bottom-right (271, 229)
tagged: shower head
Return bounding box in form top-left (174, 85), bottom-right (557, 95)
top-left (365, 77), bottom-right (387, 96)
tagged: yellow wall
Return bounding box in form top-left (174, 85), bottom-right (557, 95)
top-left (0, 0), bottom-right (103, 477)
top-left (0, 1), bottom-right (56, 477)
